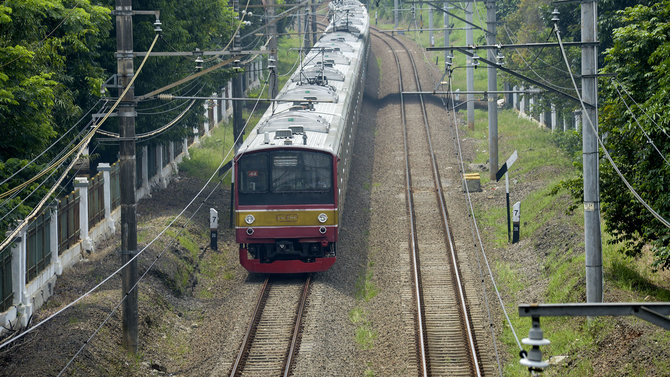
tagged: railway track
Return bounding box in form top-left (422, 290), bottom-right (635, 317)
top-left (371, 27), bottom-right (485, 376)
top-left (229, 276), bottom-right (310, 377)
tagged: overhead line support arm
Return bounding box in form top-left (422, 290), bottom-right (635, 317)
top-left (449, 46), bottom-right (594, 108)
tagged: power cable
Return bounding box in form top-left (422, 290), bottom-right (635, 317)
top-left (135, 77), bottom-right (202, 110)
top-left (57, 178), bottom-right (222, 377)
top-left (136, 98), bottom-right (192, 115)
top-left (97, 99), bottom-right (198, 139)
top-left (0, 33), bottom-right (161, 254)
top-left (613, 78), bottom-right (670, 140)
top-left (502, 24), bottom-right (575, 91)
top-left (0, 119), bottom-right (93, 213)
top-left (611, 80), bottom-right (670, 167)
top-left (0, 128), bottom-right (97, 222)
top-left (0, 99), bottom-right (105, 187)
top-left (0, 74), bottom-right (268, 352)
top-left (0, 32), bottom-right (164, 202)
top-left (555, 24), bottom-right (670, 229)
top-left (445, 68), bottom-right (524, 353)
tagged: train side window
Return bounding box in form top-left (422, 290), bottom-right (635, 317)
top-left (239, 153), bottom-right (268, 193)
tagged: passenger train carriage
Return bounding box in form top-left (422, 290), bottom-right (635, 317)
top-left (234, 0), bottom-right (370, 273)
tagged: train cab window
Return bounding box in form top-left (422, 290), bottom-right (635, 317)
top-left (272, 152), bottom-right (332, 192)
top-left (237, 150), bottom-right (334, 205)
top-left (239, 153), bottom-right (268, 193)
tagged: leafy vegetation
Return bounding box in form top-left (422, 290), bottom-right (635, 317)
top-left (598, 0), bottom-right (670, 269)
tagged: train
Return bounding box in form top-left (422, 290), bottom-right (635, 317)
top-left (233, 0), bottom-right (370, 273)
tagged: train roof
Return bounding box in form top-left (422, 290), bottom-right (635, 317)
top-left (236, 0), bottom-right (368, 158)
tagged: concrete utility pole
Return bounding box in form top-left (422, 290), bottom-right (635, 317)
top-left (266, 0), bottom-right (278, 99)
top-left (429, 6), bottom-right (434, 47)
top-left (465, 1), bottom-right (474, 129)
top-left (303, 4), bottom-right (312, 49)
top-left (116, 0), bottom-right (138, 353)
top-left (311, 0), bottom-right (317, 47)
top-left (486, 0), bottom-right (498, 180)
top-left (297, 6), bottom-right (301, 35)
top-left (394, 0), bottom-right (399, 31)
top-left (582, 0), bottom-right (602, 303)
top-left (443, 2), bottom-right (450, 65)
top-left (233, 0), bottom-right (244, 151)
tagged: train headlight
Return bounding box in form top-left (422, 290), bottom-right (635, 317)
top-left (318, 213), bottom-right (328, 223)
top-left (245, 214), bottom-right (255, 224)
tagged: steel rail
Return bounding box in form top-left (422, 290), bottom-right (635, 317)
top-left (230, 277), bottom-right (270, 377)
top-left (229, 276), bottom-right (311, 377)
top-left (394, 33), bottom-right (483, 377)
top-left (372, 24), bottom-right (483, 375)
top-left (283, 275), bottom-right (312, 377)
top-left (376, 25), bottom-right (482, 376)
top-left (371, 29), bottom-right (429, 377)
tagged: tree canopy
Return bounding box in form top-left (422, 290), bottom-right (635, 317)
top-left (600, 0), bottom-right (670, 269)
top-left (0, 0), bottom-right (111, 161)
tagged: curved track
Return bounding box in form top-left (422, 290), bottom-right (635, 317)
top-left (371, 27), bottom-right (484, 376)
top-left (229, 276), bottom-right (310, 377)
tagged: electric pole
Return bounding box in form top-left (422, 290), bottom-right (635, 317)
top-left (233, 0), bottom-right (244, 151)
top-left (465, 1), bottom-right (474, 129)
top-left (486, 0), bottom-right (498, 180)
top-left (394, 0), bottom-right (399, 32)
top-left (116, 0), bottom-right (138, 353)
top-left (443, 2), bottom-right (449, 66)
top-left (429, 6), bottom-right (434, 47)
top-left (582, 0), bottom-right (602, 303)
top-left (266, 0), bottom-right (278, 100)
top-left (311, 0), bottom-right (317, 47)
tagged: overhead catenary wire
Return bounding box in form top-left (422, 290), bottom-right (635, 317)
top-left (502, 24), bottom-right (575, 92)
top-left (0, 33), bottom-right (161, 257)
top-left (445, 69), bottom-right (524, 353)
top-left (555, 24), bottom-right (670, 230)
top-left (612, 78), bottom-right (670, 140)
top-left (57, 178), bottom-right (223, 377)
top-left (0, 75), bottom-right (269, 352)
top-left (611, 80), bottom-right (670, 168)
top-left (0, 99), bottom-right (106, 188)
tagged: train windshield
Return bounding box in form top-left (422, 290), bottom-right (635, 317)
top-left (238, 150), bottom-right (334, 205)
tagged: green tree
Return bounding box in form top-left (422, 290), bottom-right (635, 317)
top-left (599, 0), bottom-right (670, 269)
top-left (0, 0), bottom-right (111, 236)
top-left (94, 0), bottom-right (240, 144)
top-left (0, 0), bottom-right (111, 160)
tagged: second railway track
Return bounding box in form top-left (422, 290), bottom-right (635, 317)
top-left (371, 27), bottom-right (487, 376)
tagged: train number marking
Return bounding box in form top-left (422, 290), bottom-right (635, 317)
top-left (276, 214), bottom-right (298, 222)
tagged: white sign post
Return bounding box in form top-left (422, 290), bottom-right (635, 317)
top-left (210, 208), bottom-right (219, 251)
top-left (512, 201), bottom-right (521, 243)
top-left (496, 150), bottom-right (518, 242)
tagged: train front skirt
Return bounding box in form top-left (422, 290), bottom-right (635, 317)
top-left (239, 247), bottom-right (336, 273)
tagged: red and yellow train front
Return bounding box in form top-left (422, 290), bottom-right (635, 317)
top-left (235, 148), bottom-right (338, 273)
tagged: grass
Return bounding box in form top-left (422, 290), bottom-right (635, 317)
top-left (179, 122), bottom-right (235, 183)
top-left (464, 107), bottom-right (670, 375)
top-left (348, 262), bottom-right (379, 369)
top-left (349, 307), bottom-right (377, 350)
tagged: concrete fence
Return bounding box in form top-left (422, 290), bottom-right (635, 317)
top-left (0, 62), bottom-right (261, 335)
top-left (512, 85), bottom-right (581, 132)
